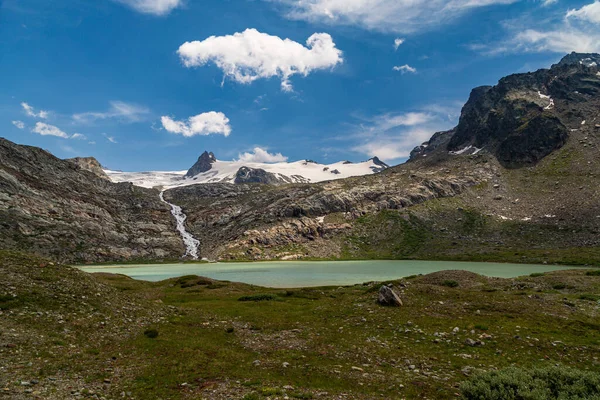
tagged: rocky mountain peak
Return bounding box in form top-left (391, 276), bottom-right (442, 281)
top-left (410, 52), bottom-right (599, 168)
top-left (185, 151), bottom-right (217, 178)
top-left (554, 52), bottom-right (600, 68)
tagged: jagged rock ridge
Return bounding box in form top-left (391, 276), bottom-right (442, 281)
top-left (410, 52), bottom-right (600, 168)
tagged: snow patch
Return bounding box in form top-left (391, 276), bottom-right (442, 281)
top-left (449, 145), bottom-right (482, 156)
top-left (105, 158), bottom-right (386, 189)
top-left (521, 217), bottom-right (532, 222)
top-left (581, 120), bottom-right (586, 125)
top-left (538, 91), bottom-right (554, 110)
top-left (159, 191), bottom-right (200, 259)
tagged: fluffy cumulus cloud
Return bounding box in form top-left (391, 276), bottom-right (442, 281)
top-left (237, 147), bottom-right (288, 163)
top-left (73, 101), bottom-right (150, 124)
top-left (12, 120), bottom-right (25, 129)
top-left (274, 0), bottom-right (518, 33)
top-left (393, 64), bottom-right (417, 74)
top-left (32, 122), bottom-right (69, 139)
top-left (161, 112), bottom-right (232, 137)
top-left (113, 0), bottom-right (183, 15)
top-left (177, 29), bottom-right (343, 92)
top-left (21, 102), bottom-right (49, 119)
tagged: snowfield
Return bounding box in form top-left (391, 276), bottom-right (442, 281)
top-left (105, 158), bottom-right (387, 189)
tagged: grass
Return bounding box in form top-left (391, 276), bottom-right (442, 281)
top-left (2, 250), bottom-right (600, 399)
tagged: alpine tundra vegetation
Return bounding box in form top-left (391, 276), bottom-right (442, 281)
top-left (2, 0), bottom-right (600, 399)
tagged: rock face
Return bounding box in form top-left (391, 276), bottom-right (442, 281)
top-left (66, 157), bottom-right (109, 180)
top-left (234, 167), bottom-right (281, 185)
top-left (185, 151), bottom-right (216, 178)
top-left (411, 52), bottom-right (599, 168)
top-left (0, 138), bottom-right (184, 263)
top-left (378, 285), bottom-right (403, 307)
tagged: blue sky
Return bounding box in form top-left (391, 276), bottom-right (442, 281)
top-left (1, 0), bottom-right (599, 170)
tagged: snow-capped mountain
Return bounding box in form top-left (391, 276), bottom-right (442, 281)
top-left (105, 151), bottom-right (389, 189)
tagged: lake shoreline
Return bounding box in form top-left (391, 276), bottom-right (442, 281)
top-left (77, 259), bottom-right (588, 288)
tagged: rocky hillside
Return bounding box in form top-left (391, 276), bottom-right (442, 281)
top-left (0, 138), bottom-right (183, 263)
top-left (166, 52), bottom-right (600, 264)
top-left (1, 52), bottom-right (600, 265)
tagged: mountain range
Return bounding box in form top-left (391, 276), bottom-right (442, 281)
top-left (1, 52), bottom-right (600, 265)
top-left (104, 151), bottom-right (389, 189)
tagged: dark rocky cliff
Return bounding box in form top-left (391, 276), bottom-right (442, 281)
top-left (411, 52), bottom-right (600, 168)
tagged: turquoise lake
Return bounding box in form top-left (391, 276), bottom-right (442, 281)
top-left (77, 260), bottom-right (581, 288)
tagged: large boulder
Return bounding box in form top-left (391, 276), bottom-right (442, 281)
top-left (378, 285), bottom-right (403, 307)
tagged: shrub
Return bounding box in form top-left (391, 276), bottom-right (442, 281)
top-left (530, 273), bottom-right (545, 277)
top-left (143, 329), bottom-right (159, 339)
top-left (443, 280), bottom-right (459, 288)
top-left (579, 294), bottom-right (600, 302)
top-left (460, 365), bottom-right (600, 400)
top-left (238, 294), bottom-right (278, 302)
top-left (586, 270), bottom-right (600, 276)
top-left (552, 283), bottom-right (567, 290)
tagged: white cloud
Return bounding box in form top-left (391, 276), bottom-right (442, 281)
top-left (510, 28), bottom-right (600, 53)
top-left (12, 120), bottom-right (25, 129)
top-left (476, 2), bottom-right (600, 54)
top-left (541, 0), bottom-right (558, 6)
top-left (73, 101), bottom-right (150, 124)
top-left (394, 38), bottom-right (405, 50)
top-left (161, 112), bottom-right (232, 137)
top-left (102, 133), bottom-right (118, 143)
top-left (347, 106), bottom-right (460, 162)
top-left (393, 64), bottom-right (417, 74)
top-left (71, 133), bottom-right (87, 140)
top-left (113, 0), bottom-right (183, 15)
top-left (21, 102), bottom-right (49, 119)
top-left (274, 0), bottom-right (518, 33)
top-left (237, 147), bottom-right (288, 163)
top-left (32, 122), bottom-right (69, 139)
top-left (178, 28), bottom-right (343, 92)
top-left (566, 1), bottom-right (600, 24)
top-left (352, 128), bottom-right (435, 160)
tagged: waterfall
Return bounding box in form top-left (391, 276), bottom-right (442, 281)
top-left (159, 191), bottom-right (200, 260)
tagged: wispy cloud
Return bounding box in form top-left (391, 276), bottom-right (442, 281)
top-left (393, 64), bottom-right (417, 74)
top-left (71, 133), bottom-right (87, 140)
top-left (473, 1), bottom-right (600, 54)
top-left (272, 0), bottom-right (518, 34)
top-left (12, 120), bottom-right (25, 129)
top-left (102, 133), bottom-right (118, 143)
top-left (73, 101), bottom-right (150, 124)
top-left (113, 0), bottom-right (184, 16)
top-left (21, 102), bottom-right (49, 119)
top-left (343, 104), bottom-right (461, 163)
top-left (32, 122), bottom-right (69, 139)
top-left (394, 38), bottom-right (405, 50)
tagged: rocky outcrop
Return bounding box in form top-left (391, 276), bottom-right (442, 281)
top-left (234, 167), bottom-right (282, 185)
top-left (411, 52), bottom-right (600, 168)
top-left (66, 157), bottom-right (109, 180)
top-left (0, 138), bottom-right (184, 263)
top-left (185, 151), bottom-right (216, 177)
